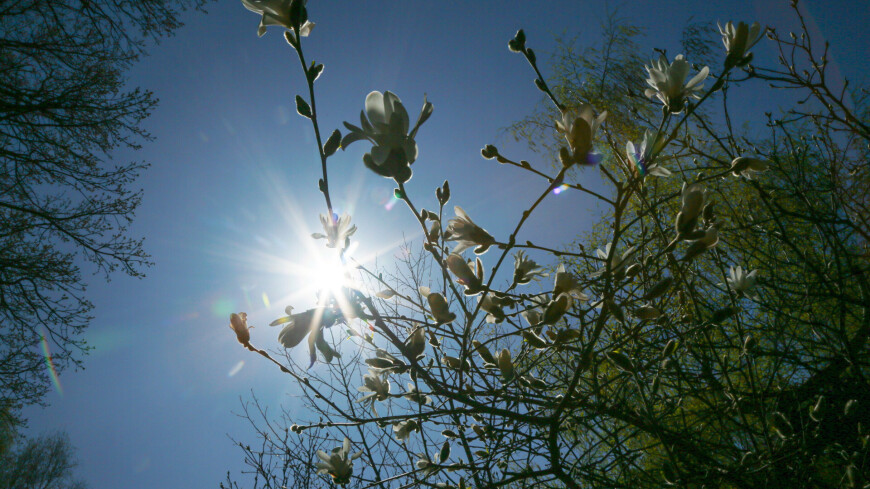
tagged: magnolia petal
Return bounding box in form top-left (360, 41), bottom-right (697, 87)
top-left (365, 91), bottom-right (387, 126)
top-left (278, 318), bottom-right (308, 348)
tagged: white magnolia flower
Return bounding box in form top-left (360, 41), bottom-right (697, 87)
top-left (627, 130), bottom-right (670, 178)
top-left (522, 307), bottom-right (543, 327)
top-left (555, 104), bottom-right (607, 167)
top-left (542, 293), bottom-right (573, 325)
top-left (730, 156), bottom-right (770, 178)
top-left (342, 91), bottom-right (433, 183)
top-left (446, 253), bottom-right (485, 295)
top-left (392, 419), bottom-right (420, 442)
top-left (312, 213), bottom-right (357, 249)
top-left (403, 382), bottom-right (431, 405)
top-left (591, 244), bottom-right (637, 278)
top-left (445, 206), bottom-right (495, 254)
top-left (315, 437), bottom-right (362, 486)
top-left (727, 266), bottom-right (758, 295)
top-left (553, 264), bottom-right (590, 300)
top-left (241, 0), bottom-right (314, 37)
top-left (644, 54), bottom-right (709, 113)
top-left (719, 21), bottom-right (764, 66)
top-left (425, 219), bottom-right (441, 244)
top-left (272, 305), bottom-right (344, 367)
top-left (420, 287), bottom-right (455, 325)
top-left (356, 368), bottom-right (391, 405)
top-left (403, 326), bottom-right (427, 360)
top-left (478, 292), bottom-right (509, 323)
top-left (415, 453), bottom-right (439, 476)
top-left (513, 251), bottom-right (547, 285)
top-left (683, 225), bottom-right (720, 261)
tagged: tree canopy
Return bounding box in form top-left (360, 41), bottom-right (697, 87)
top-left (226, 2), bottom-right (869, 488)
top-left (0, 0), bottom-right (210, 426)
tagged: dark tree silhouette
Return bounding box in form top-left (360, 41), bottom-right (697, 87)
top-left (0, 0), bottom-right (209, 425)
top-left (0, 432), bottom-right (86, 489)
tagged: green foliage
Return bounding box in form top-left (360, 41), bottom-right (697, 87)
top-left (0, 432), bottom-right (87, 489)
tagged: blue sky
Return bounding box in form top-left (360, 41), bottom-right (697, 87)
top-left (22, 1), bottom-right (868, 487)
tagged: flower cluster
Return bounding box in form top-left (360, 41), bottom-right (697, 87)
top-left (227, 9), bottom-right (802, 489)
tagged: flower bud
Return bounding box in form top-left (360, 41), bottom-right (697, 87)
top-left (770, 412), bottom-right (792, 439)
top-left (442, 355), bottom-right (465, 370)
top-left (662, 339), bottom-right (678, 358)
top-left (427, 293), bottom-right (456, 325)
top-left (472, 340), bottom-right (496, 366)
top-left (810, 395), bottom-right (826, 422)
top-left (229, 312), bottom-right (251, 346)
top-left (404, 327), bottom-right (426, 360)
top-left (635, 305), bottom-right (662, 320)
top-left (642, 277), bottom-right (673, 300)
top-left (521, 330), bottom-right (548, 349)
top-left (498, 348), bottom-right (515, 381)
top-left (605, 350), bottom-right (635, 373)
top-left (542, 293), bottom-right (572, 325)
top-left (730, 156), bottom-right (770, 177)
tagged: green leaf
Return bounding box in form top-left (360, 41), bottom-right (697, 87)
top-left (308, 63), bottom-right (324, 83)
top-left (643, 277), bottom-right (673, 300)
top-left (323, 129), bottom-right (341, 157)
top-left (605, 350), bottom-right (635, 373)
top-left (711, 306), bottom-right (740, 323)
top-left (295, 95), bottom-right (312, 118)
top-left (439, 440), bottom-right (450, 463)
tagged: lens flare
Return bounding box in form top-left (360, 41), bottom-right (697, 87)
top-left (552, 184), bottom-right (570, 195)
top-left (385, 195), bottom-right (400, 210)
top-left (40, 331), bottom-right (63, 396)
top-left (228, 360), bottom-right (245, 377)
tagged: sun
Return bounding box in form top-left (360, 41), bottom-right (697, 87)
top-left (307, 248), bottom-right (355, 297)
